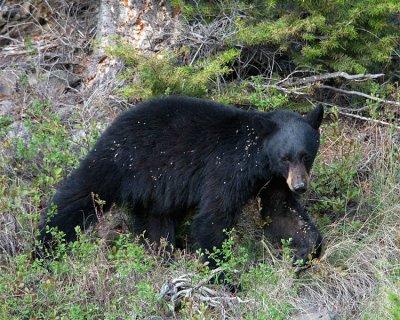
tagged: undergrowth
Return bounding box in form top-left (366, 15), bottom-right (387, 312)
top-left (107, 41), bottom-right (239, 100)
top-left (1, 96), bottom-right (398, 318)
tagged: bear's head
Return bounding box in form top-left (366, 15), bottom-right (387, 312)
top-left (264, 105), bottom-right (323, 194)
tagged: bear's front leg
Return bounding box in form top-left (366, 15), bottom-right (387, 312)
top-left (191, 199), bottom-right (238, 269)
top-left (130, 206), bottom-right (177, 250)
top-left (191, 197), bottom-right (244, 292)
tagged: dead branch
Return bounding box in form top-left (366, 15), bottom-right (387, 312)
top-left (315, 101), bottom-right (400, 130)
top-left (268, 84), bottom-right (309, 96)
top-left (160, 267), bottom-right (253, 309)
top-left (281, 72), bottom-right (385, 88)
top-left (275, 70), bottom-right (317, 86)
top-left (336, 110), bottom-right (400, 130)
top-left (319, 85), bottom-right (400, 107)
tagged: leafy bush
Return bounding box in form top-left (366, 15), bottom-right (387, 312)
top-left (310, 151), bottom-right (362, 215)
top-left (107, 40), bottom-right (239, 99)
top-left (308, 121), bottom-right (363, 218)
top-left (206, 229), bottom-right (249, 283)
top-left (168, 0), bottom-right (400, 118)
top-left (388, 292), bottom-right (400, 319)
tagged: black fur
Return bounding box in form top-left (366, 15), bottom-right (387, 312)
top-left (40, 96), bottom-right (323, 260)
top-left (260, 177), bottom-right (323, 263)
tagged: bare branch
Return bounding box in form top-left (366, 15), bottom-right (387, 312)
top-left (268, 84), bottom-right (309, 96)
top-left (335, 110), bottom-right (400, 130)
top-left (160, 267), bottom-right (253, 310)
top-left (319, 85), bottom-right (400, 107)
top-left (315, 101), bottom-right (400, 130)
top-left (281, 72), bottom-right (385, 88)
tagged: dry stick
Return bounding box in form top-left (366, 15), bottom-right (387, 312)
top-left (281, 71), bottom-right (385, 88)
top-left (335, 110), bottom-right (400, 130)
top-left (2, 43), bottom-right (59, 56)
top-left (319, 85), bottom-right (400, 107)
top-left (314, 100), bottom-right (400, 130)
top-left (275, 69), bottom-right (317, 86)
top-left (262, 70), bottom-right (400, 128)
top-left (277, 85), bottom-right (400, 130)
top-left (267, 84), bottom-right (309, 96)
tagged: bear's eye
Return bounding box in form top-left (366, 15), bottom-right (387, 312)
top-left (300, 152), bottom-right (309, 162)
top-left (282, 155), bottom-right (290, 162)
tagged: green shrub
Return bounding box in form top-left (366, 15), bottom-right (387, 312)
top-left (107, 40), bottom-right (239, 99)
top-left (310, 137), bottom-right (362, 216)
top-left (109, 234), bottom-right (154, 277)
top-left (174, 0), bottom-right (399, 75)
top-left (206, 229), bottom-right (249, 283)
top-left (234, 0), bottom-right (400, 74)
top-left (240, 261), bottom-right (294, 320)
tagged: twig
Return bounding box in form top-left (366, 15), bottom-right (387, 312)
top-left (335, 110), bottom-right (400, 130)
top-left (260, 238), bottom-right (277, 264)
top-left (281, 72), bottom-right (385, 88)
top-left (310, 100), bottom-right (400, 130)
top-left (275, 69), bottom-right (317, 86)
top-left (267, 84), bottom-right (309, 96)
top-left (319, 85), bottom-right (400, 107)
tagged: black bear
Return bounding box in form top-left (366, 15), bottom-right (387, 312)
top-left (39, 96), bottom-right (323, 263)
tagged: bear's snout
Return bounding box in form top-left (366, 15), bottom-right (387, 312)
top-left (293, 182), bottom-right (307, 194)
top-left (287, 163), bottom-right (309, 194)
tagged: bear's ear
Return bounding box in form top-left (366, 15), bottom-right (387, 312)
top-left (252, 116), bottom-right (276, 137)
top-left (305, 105), bottom-right (324, 129)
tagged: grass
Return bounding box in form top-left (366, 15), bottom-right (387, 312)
top-left (0, 93), bottom-right (399, 319)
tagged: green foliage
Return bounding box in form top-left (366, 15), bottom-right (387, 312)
top-left (109, 234), bottom-right (154, 277)
top-left (241, 263), bottom-right (279, 289)
top-left (14, 99), bottom-right (79, 187)
top-left (0, 115), bottom-right (13, 138)
top-left (311, 154), bottom-right (362, 214)
top-left (246, 76), bottom-right (290, 111)
top-left (310, 130), bottom-right (362, 215)
top-left (234, 0), bottom-right (400, 73)
top-left (388, 292), bottom-right (400, 319)
top-left (172, 0), bottom-right (246, 22)
top-left (108, 2), bottom-right (400, 112)
top-left (240, 262), bottom-right (294, 319)
top-left (108, 40), bottom-right (239, 99)
top-left (207, 229), bottom-right (249, 283)
top-left (176, 0), bottom-right (399, 74)
top-left (388, 292), bottom-right (400, 320)
top-left (131, 281), bottom-right (159, 317)
top-left (0, 230), bottom-right (160, 319)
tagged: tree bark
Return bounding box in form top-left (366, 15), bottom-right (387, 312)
top-left (85, 0), bottom-right (181, 97)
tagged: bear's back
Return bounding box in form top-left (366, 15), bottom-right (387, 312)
top-left (121, 96), bottom-right (243, 126)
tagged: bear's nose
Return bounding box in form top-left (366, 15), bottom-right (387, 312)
top-left (293, 182), bottom-right (307, 194)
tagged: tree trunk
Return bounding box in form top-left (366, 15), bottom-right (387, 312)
top-left (85, 0), bottom-right (181, 98)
